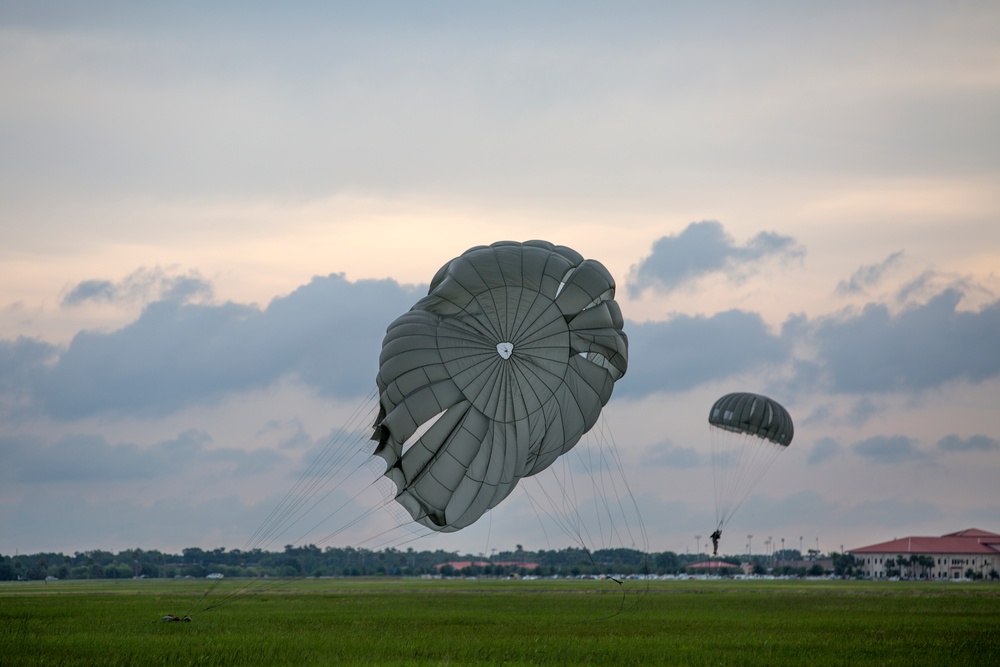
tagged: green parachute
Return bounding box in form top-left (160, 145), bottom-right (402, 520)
top-left (372, 240), bottom-right (629, 532)
top-left (708, 392), bottom-right (793, 553)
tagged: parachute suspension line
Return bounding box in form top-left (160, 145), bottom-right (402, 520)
top-left (719, 435), bottom-right (783, 528)
top-left (518, 413), bottom-right (649, 614)
top-left (192, 389), bottom-right (385, 615)
top-left (241, 388), bottom-right (379, 554)
top-left (710, 427), bottom-right (786, 531)
top-left (588, 413), bottom-right (649, 556)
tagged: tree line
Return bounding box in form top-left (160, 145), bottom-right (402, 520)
top-left (0, 545), bottom-right (850, 581)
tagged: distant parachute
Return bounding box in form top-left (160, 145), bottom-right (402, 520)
top-left (708, 392), bottom-right (793, 537)
top-left (372, 240), bottom-right (629, 532)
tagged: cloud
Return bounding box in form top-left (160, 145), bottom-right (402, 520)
top-left (4, 273), bottom-right (422, 420)
top-left (0, 430), bottom-right (284, 483)
top-left (258, 419), bottom-right (315, 451)
top-left (836, 250), bottom-right (904, 295)
top-left (852, 435), bottom-right (927, 465)
top-left (807, 437), bottom-right (840, 465)
top-left (843, 498), bottom-right (944, 527)
top-left (649, 443), bottom-right (703, 468)
top-left (0, 336), bottom-right (59, 396)
top-left (804, 289), bottom-right (1000, 393)
top-left (895, 269), bottom-right (996, 310)
top-left (627, 221), bottom-right (804, 296)
top-left (619, 309), bottom-right (789, 395)
top-left (62, 267), bottom-right (213, 307)
top-left (846, 397), bottom-right (882, 426)
top-left (936, 434), bottom-right (1000, 452)
top-left (735, 491), bottom-right (846, 534)
top-left (0, 488), bottom-right (277, 554)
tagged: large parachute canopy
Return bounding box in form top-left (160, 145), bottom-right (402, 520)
top-left (372, 240), bottom-right (628, 533)
top-left (708, 392), bottom-right (793, 532)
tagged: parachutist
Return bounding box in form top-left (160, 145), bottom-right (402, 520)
top-left (710, 529), bottom-right (721, 556)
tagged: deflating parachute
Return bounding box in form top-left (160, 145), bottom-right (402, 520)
top-left (708, 392), bottom-right (793, 550)
top-left (372, 240), bottom-right (629, 532)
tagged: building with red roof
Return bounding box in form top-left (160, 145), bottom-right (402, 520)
top-left (848, 528), bottom-right (1000, 579)
top-left (687, 560), bottom-right (747, 573)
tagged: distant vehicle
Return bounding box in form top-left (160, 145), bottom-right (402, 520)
top-left (205, 573), bottom-right (224, 579)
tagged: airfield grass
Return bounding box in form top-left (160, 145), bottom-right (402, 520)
top-left (2, 578), bottom-right (998, 666)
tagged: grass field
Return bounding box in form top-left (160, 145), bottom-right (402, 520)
top-left (2, 577), bottom-right (998, 666)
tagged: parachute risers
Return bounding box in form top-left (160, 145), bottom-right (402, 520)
top-left (708, 392), bottom-right (794, 535)
top-left (371, 240), bottom-right (629, 533)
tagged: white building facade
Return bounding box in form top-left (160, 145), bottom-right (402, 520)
top-left (848, 528), bottom-right (1000, 580)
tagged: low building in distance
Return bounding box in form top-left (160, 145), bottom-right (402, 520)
top-left (849, 528), bottom-right (1000, 580)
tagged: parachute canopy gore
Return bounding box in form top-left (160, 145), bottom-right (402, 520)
top-left (372, 240), bottom-right (629, 532)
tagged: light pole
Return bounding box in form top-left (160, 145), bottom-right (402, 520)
top-left (695, 535), bottom-right (702, 557)
top-left (748, 535), bottom-right (753, 557)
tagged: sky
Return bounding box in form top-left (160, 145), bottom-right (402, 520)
top-left (2, 1), bottom-right (999, 559)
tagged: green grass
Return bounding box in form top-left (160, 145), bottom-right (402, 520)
top-left (2, 578), bottom-right (998, 666)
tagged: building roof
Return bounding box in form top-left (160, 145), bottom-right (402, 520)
top-left (849, 528), bottom-right (1000, 555)
top-left (435, 560), bottom-right (538, 570)
top-left (689, 560), bottom-right (741, 570)
top-left (944, 528), bottom-right (1000, 539)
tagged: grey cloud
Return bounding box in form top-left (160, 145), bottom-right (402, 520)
top-left (800, 402), bottom-right (834, 427)
top-left (8, 273), bottom-right (421, 420)
top-left (0, 336), bottom-right (58, 395)
top-left (846, 397), bottom-right (882, 426)
top-left (62, 280), bottom-right (116, 306)
top-left (852, 435), bottom-right (926, 464)
top-left (62, 267), bottom-right (213, 307)
top-left (649, 444), bottom-right (703, 468)
top-left (895, 270), bottom-right (995, 308)
top-left (836, 251), bottom-right (904, 295)
top-left (0, 488), bottom-right (278, 554)
top-left (1, 430), bottom-right (207, 483)
top-left (805, 289), bottom-right (1000, 393)
top-left (201, 446), bottom-right (284, 477)
top-left (258, 419), bottom-right (314, 451)
top-left (739, 490), bottom-right (839, 528)
top-left (843, 498), bottom-right (944, 528)
top-left (937, 434), bottom-right (999, 452)
top-left (807, 437), bottom-right (840, 465)
top-left (734, 491), bottom-right (945, 536)
top-left (798, 399), bottom-right (882, 429)
top-left (1, 430), bottom-right (284, 484)
top-left (619, 309), bottom-right (789, 395)
top-left (8, 267), bottom-right (998, 424)
top-left (627, 221), bottom-right (804, 296)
